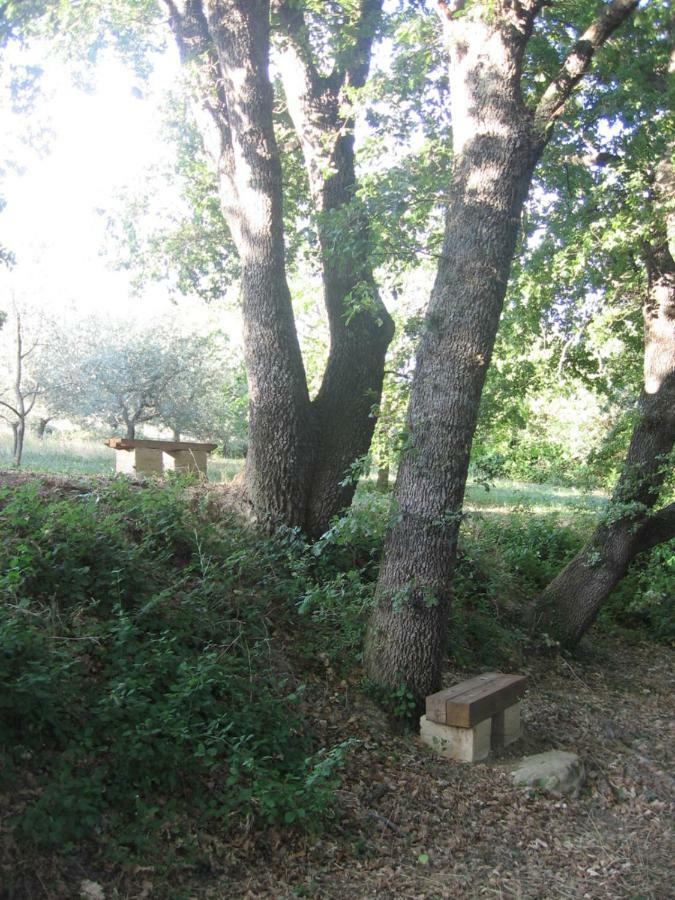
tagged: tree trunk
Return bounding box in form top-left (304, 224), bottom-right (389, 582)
top-left (365, 11), bottom-right (539, 703)
top-left (275, 0), bottom-right (394, 534)
top-left (165, 0), bottom-right (392, 534)
top-left (376, 465), bottom-right (389, 492)
top-left (36, 416), bottom-right (51, 439)
top-left (533, 153), bottom-right (675, 646)
top-left (13, 419), bottom-right (25, 467)
top-left (364, 0), bottom-right (638, 704)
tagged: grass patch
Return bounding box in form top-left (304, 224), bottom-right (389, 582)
top-left (0, 432), bottom-right (245, 481)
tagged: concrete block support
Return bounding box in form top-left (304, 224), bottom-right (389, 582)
top-left (420, 715), bottom-right (492, 763)
top-left (115, 448), bottom-right (164, 475)
top-left (492, 702), bottom-right (521, 749)
top-left (163, 449), bottom-right (208, 475)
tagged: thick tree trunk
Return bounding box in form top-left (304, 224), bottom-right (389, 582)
top-left (199, 0), bottom-right (314, 528)
top-left (534, 155), bottom-right (675, 646)
top-left (276, 0), bottom-right (393, 535)
top-left (365, 11), bottom-right (540, 703)
top-left (166, 0), bottom-right (391, 534)
top-left (364, 0), bottom-right (638, 704)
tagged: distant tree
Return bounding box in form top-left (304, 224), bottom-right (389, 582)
top-left (38, 316), bottom-right (240, 441)
top-left (0, 303), bottom-right (43, 466)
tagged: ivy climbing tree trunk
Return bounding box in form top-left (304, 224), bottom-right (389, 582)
top-left (163, 0), bottom-right (392, 534)
top-left (364, 0), bottom-right (638, 705)
top-left (533, 151), bottom-right (675, 647)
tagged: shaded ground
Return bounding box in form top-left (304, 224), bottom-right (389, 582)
top-left (211, 636), bottom-right (673, 900)
top-left (0, 471), bottom-right (669, 899)
top-left (6, 636), bottom-right (671, 899)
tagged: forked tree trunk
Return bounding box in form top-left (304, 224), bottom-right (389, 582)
top-left (364, 0), bottom-right (638, 704)
top-left (164, 0), bottom-right (392, 535)
top-left (533, 155), bottom-right (675, 646)
top-left (276, 0), bottom-right (394, 535)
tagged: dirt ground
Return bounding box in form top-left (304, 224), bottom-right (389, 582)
top-left (197, 635), bottom-right (672, 900)
top-left (4, 631), bottom-right (673, 900)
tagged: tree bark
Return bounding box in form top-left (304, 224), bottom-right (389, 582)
top-left (164, 0), bottom-right (392, 534)
top-left (36, 416), bottom-right (52, 439)
top-left (533, 153), bottom-right (675, 647)
top-left (364, 0), bottom-right (638, 704)
top-left (275, 0), bottom-right (394, 535)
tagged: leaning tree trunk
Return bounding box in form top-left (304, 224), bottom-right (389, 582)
top-left (364, 0), bottom-right (638, 704)
top-left (533, 154), bottom-right (675, 647)
top-left (364, 11), bottom-right (540, 703)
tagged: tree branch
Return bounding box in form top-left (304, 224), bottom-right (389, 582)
top-left (0, 399), bottom-right (20, 418)
top-left (534, 0), bottom-right (638, 139)
top-left (434, 0), bottom-right (468, 25)
top-left (637, 502), bottom-right (675, 554)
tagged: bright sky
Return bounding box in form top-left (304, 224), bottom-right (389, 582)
top-left (0, 42), bottom-right (191, 323)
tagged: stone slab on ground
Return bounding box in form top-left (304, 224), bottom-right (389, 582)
top-left (510, 749), bottom-right (586, 797)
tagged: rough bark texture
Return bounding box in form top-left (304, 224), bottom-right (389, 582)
top-left (364, 0), bottom-right (638, 704)
top-left (164, 0), bottom-right (391, 534)
top-left (275, 0), bottom-right (394, 535)
top-left (534, 154), bottom-right (675, 647)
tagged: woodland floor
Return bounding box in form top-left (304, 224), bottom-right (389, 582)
top-left (6, 635), bottom-right (673, 900)
top-left (1, 471), bottom-right (672, 899)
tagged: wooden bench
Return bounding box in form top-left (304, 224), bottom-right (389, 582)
top-left (420, 673), bottom-right (527, 762)
top-left (104, 438), bottom-right (218, 477)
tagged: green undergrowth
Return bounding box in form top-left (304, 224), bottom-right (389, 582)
top-left (1, 476), bottom-right (670, 871)
top-left (0, 479), bottom-right (350, 868)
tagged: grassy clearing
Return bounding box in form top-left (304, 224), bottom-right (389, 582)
top-left (0, 432), bottom-right (245, 482)
top-left (0, 432), bottom-right (608, 516)
top-left (464, 478), bottom-right (607, 516)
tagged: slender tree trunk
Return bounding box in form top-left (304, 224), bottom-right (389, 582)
top-left (533, 154), bottom-right (675, 646)
top-left (364, 0), bottom-right (638, 704)
top-left (13, 419), bottom-right (25, 467)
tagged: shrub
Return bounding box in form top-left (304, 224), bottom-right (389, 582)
top-left (598, 539), bottom-right (675, 644)
top-left (0, 480), bottom-right (347, 861)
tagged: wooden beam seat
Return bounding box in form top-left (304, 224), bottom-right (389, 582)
top-left (104, 438), bottom-right (218, 452)
top-left (421, 672), bottom-right (527, 763)
top-left (104, 438), bottom-right (218, 477)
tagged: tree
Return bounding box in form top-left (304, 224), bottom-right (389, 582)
top-left (38, 316), bottom-right (234, 441)
top-left (0, 302), bottom-right (43, 466)
top-left (161, 0), bottom-right (393, 535)
top-left (365, 0), bottom-right (639, 704)
top-left (534, 142), bottom-right (675, 645)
